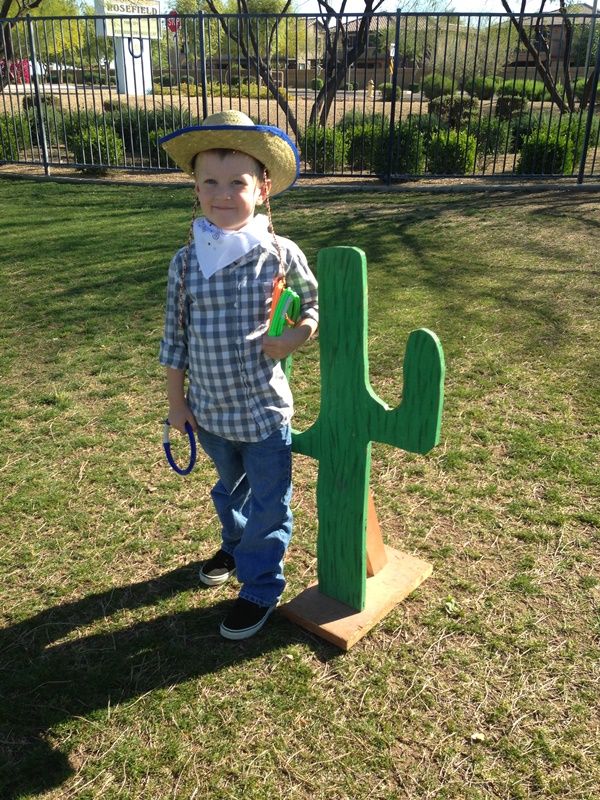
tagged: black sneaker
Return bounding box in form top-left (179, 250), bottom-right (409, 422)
top-left (220, 598), bottom-right (277, 640)
top-left (199, 549), bottom-right (236, 586)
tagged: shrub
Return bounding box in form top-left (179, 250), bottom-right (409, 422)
top-left (347, 123), bottom-right (385, 172)
top-left (536, 112), bottom-right (600, 162)
top-left (378, 82), bottom-right (400, 101)
top-left (103, 99), bottom-right (127, 113)
top-left (408, 82), bottom-right (421, 93)
top-left (428, 92), bottom-right (480, 129)
top-left (475, 116), bottom-right (510, 156)
top-left (509, 114), bottom-right (539, 151)
top-left (517, 129), bottom-right (575, 175)
top-left (148, 129), bottom-right (176, 168)
top-left (108, 107), bottom-right (197, 158)
top-left (346, 119), bottom-right (425, 176)
top-left (341, 111), bottom-right (389, 134)
top-left (375, 120), bottom-right (426, 176)
top-left (573, 76), bottom-right (589, 101)
top-left (495, 94), bottom-right (530, 120)
top-left (406, 113), bottom-right (446, 147)
top-left (467, 75), bottom-right (497, 100)
top-left (427, 129), bottom-right (476, 175)
top-left (497, 79), bottom-right (562, 102)
top-left (300, 124), bottom-right (347, 172)
top-left (311, 77), bottom-right (324, 91)
top-left (497, 79), bottom-right (527, 97)
top-left (66, 119), bottom-right (124, 174)
top-left (22, 94), bottom-right (59, 113)
top-left (0, 113), bottom-right (31, 160)
top-left (421, 73), bottom-right (455, 99)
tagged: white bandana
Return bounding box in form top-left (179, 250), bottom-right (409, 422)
top-left (193, 214), bottom-right (272, 279)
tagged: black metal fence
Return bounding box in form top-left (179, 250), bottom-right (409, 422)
top-left (1, 10), bottom-right (599, 183)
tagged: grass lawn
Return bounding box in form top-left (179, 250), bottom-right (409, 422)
top-left (0, 179), bottom-right (599, 799)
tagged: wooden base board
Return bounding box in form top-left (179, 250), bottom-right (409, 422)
top-left (279, 546), bottom-right (432, 650)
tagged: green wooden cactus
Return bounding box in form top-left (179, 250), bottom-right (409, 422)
top-left (292, 246), bottom-right (445, 611)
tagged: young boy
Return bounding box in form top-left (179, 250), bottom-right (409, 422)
top-left (159, 111), bottom-right (318, 640)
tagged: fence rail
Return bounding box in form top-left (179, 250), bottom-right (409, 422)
top-left (1, 10), bottom-right (599, 184)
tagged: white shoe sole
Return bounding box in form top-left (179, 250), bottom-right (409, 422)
top-left (220, 604), bottom-right (277, 640)
top-left (199, 568), bottom-right (236, 587)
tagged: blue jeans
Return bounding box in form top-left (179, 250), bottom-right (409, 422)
top-left (196, 424), bottom-right (293, 607)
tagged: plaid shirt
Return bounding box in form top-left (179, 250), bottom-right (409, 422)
top-left (159, 230), bottom-right (318, 442)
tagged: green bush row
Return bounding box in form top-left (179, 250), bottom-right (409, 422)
top-left (300, 110), bottom-right (599, 177)
top-left (410, 74), bottom-right (578, 102)
top-left (300, 120), bottom-right (475, 176)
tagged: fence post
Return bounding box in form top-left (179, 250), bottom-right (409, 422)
top-left (385, 10), bottom-right (402, 185)
top-left (577, 34), bottom-right (600, 185)
top-left (198, 10), bottom-right (208, 120)
top-left (26, 15), bottom-right (50, 176)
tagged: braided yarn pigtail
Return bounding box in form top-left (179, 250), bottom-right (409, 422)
top-left (178, 195), bottom-right (199, 332)
top-left (263, 168), bottom-right (286, 280)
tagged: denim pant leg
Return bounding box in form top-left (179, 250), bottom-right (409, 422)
top-left (196, 428), bottom-right (251, 556)
top-left (236, 425), bottom-right (293, 608)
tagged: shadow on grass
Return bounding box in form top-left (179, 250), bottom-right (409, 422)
top-left (0, 562), bottom-right (338, 798)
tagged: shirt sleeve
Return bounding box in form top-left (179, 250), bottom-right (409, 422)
top-left (283, 244), bottom-right (319, 327)
top-left (159, 248), bottom-right (189, 371)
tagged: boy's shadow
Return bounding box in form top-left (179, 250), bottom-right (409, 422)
top-left (0, 563), bottom-right (336, 798)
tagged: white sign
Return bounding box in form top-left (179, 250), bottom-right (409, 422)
top-left (95, 0), bottom-right (161, 40)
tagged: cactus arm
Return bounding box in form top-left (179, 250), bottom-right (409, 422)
top-left (291, 420), bottom-right (322, 458)
top-left (371, 328), bottom-right (446, 454)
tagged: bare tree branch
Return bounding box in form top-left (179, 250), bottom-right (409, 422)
top-left (500, 0), bottom-right (573, 112)
top-left (310, 0), bottom-right (386, 127)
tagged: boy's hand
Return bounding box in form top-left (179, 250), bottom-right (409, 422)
top-left (262, 321), bottom-right (315, 361)
top-left (168, 402), bottom-right (198, 435)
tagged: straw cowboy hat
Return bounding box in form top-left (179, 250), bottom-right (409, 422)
top-left (160, 110), bottom-right (300, 197)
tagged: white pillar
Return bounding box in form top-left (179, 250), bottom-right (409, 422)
top-left (114, 36), bottom-right (153, 96)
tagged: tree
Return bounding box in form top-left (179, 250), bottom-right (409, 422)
top-left (309, 0), bottom-right (387, 128)
top-left (2, 0), bottom-right (44, 87)
top-left (1, 0), bottom-right (84, 87)
top-left (200, 0), bottom-right (391, 138)
top-left (499, 0), bottom-right (597, 111)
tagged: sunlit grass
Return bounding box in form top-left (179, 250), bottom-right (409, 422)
top-left (1, 179), bottom-right (599, 799)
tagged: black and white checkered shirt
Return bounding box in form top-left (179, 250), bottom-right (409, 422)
top-left (159, 230), bottom-right (318, 442)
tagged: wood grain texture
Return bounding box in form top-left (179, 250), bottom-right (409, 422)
top-left (292, 246), bottom-right (445, 611)
top-left (279, 547), bottom-right (433, 650)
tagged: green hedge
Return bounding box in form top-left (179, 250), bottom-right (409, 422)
top-left (65, 117), bottom-right (124, 174)
top-left (427, 129), bottom-right (476, 175)
top-left (421, 74), bottom-right (455, 100)
top-left (301, 124), bottom-right (347, 172)
top-left (377, 121), bottom-right (426, 175)
top-left (517, 129), bottom-right (575, 175)
top-left (0, 113), bottom-right (31, 160)
top-left (428, 93), bottom-right (480, 129)
top-left (378, 82), bottom-right (400, 101)
top-left (466, 76), bottom-right (497, 100)
top-left (497, 78), bottom-right (564, 102)
top-left (495, 94), bottom-right (531, 121)
top-left (149, 129), bottom-right (176, 168)
top-left (346, 119), bottom-right (425, 176)
top-left (474, 116), bottom-right (510, 156)
top-left (347, 123), bottom-right (384, 172)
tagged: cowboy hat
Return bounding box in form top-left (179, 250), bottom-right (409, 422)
top-left (159, 110), bottom-right (300, 196)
